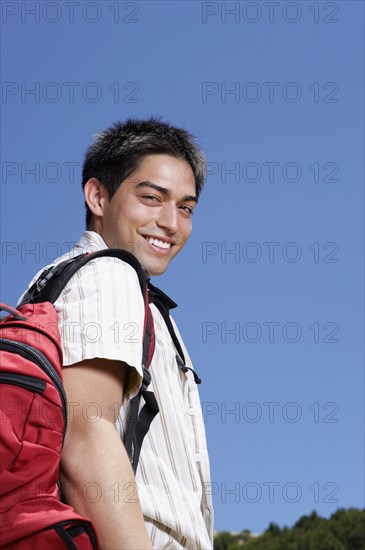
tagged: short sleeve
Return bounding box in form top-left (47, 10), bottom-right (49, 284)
top-left (55, 256), bottom-right (145, 400)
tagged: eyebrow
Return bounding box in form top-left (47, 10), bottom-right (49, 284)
top-left (135, 181), bottom-right (198, 203)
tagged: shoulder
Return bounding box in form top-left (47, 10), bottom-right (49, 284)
top-left (69, 254), bottom-right (141, 285)
top-left (61, 254), bottom-right (143, 305)
top-left (18, 232), bottom-right (144, 308)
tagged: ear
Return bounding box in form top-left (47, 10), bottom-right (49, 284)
top-left (84, 178), bottom-right (107, 218)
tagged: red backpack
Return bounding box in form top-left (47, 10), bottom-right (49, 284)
top-left (0, 249), bottom-right (158, 549)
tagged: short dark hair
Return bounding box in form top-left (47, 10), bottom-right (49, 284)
top-left (82, 117), bottom-right (206, 227)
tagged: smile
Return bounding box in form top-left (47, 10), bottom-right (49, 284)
top-left (143, 236), bottom-right (173, 250)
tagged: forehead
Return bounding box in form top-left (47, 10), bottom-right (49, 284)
top-left (125, 154), bottom-right (196, 191)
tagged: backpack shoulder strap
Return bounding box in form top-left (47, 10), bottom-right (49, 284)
top-left (19, 248), bottom-right (155, 370)
top-left (21, 248), bottom-right (147, 304)
top-left (20, 247), bottom-right (158, 472)
top-left (148, 283), bottom-right (201, 385)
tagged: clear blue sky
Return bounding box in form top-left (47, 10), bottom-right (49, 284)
top-left (1, 0), bottom-right (364, 535)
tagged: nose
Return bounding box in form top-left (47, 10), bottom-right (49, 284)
top-left (156, 202), bottom-right (178, 234)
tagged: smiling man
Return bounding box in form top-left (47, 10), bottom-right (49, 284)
top-left (85, 153), bottom-right (197, 276)
top-left (20, 118), bottom-right (213, 549)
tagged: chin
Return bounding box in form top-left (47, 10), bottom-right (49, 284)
top-left (146, 262), bottom-right (169, 277)
top-left (147, 267), bottom-right (167, 277)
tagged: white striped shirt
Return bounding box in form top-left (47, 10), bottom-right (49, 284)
top-left (20, 231), bottom-right (214, 549)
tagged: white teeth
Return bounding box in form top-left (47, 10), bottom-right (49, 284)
top-left (146, 237), bottom-right (172, 249)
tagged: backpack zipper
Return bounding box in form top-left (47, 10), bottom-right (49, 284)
top-left (0, 372), bottom-right (46, 394)
top-left (0, 338), bottom-right (67, 437)
top-left (0, 323), bottom-right (63, 365)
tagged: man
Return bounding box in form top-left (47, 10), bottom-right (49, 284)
top-left (20, 118), bottom-right (213, 549)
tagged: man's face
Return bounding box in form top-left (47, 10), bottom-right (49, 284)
top-left (96, 154), bottom-right (197, 276)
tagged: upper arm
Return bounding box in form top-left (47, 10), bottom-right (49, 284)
top-left (62, 358), bottom-right (128, 428)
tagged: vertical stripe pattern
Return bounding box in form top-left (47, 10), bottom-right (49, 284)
top-left (19, 231), bottom-right (214, 549)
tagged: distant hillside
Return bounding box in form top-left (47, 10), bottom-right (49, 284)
top-left (214, 508), bottom-right (365, 549)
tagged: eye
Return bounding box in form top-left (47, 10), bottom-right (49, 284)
top-left (179, 205), bottom-right (194, 215)
top-left (142, 194), bottom-right (160, 203)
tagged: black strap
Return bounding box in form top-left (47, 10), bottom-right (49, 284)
top-left (149, 286), bottom-right (202, 385)
top-left (19, 248), bottom-right (150, 306)
top-left (133, 388), bottom-right (159, 467)
top-left (19, 248), bottom-right (159, 472)
top-left (124, 283), bottom-right (201, 472)
top-left (124, 367), bottom-right (160, 473)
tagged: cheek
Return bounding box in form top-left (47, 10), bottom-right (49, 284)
top-left (128, 202), bottom-right (154, 224)
top-left (181, 219), bottom-right (193, 241)
top-left (114, 202), bottom-right (145, 226)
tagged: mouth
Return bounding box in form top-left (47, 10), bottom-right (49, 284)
top-left (142, 235), bottom-right (174, 253)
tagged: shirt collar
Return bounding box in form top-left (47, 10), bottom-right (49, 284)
top-left (148, 283), bottom-right (178, 311)
top-left (76, 230), bottom-right (109, 252)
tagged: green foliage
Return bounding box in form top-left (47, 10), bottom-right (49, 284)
top-left (264, 522), bottom-right (281, 536)
top-left (214, 529), bottom-right (254, 550)
top-left (214, 508), bottom-right (365, 549)
top-left (295, 510), bottom-right (321, 531)
top-left (214, 531), bottom-right (236, 550)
